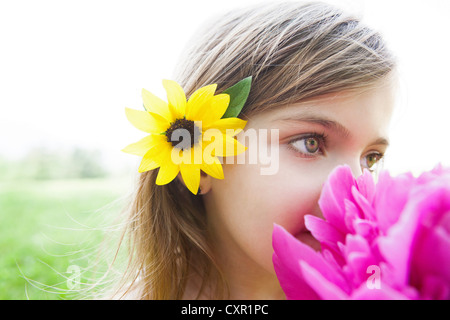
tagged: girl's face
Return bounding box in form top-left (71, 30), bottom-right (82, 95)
top-left (203, 81), bottom-right (396, 285)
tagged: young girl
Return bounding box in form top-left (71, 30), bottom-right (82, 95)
top-left (113, 1), bottom-right (397, 299)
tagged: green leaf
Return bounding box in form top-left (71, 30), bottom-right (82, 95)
top-left (221, 76), bottom-right (252, 118)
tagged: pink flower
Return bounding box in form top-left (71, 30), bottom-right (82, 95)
top-left (272, 165), bottom-right (450, 300)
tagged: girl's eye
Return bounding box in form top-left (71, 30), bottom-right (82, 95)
top-left (361, 152), bottom-right (384, 172)
top-left (289, 134), bottom-right (325, 156)
top-left (304, 137), bottom-right (320, 153)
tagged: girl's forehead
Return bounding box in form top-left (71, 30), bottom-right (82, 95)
top-left (245, 84), bottom-right (396, 143)
top-left (252, 81), bottom-right (397, 123)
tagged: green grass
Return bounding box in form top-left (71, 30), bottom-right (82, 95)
top-left (0, 177), bottom-right (133, 300)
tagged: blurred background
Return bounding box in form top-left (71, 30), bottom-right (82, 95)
top-left (1, 0), bottom-right (449, 299)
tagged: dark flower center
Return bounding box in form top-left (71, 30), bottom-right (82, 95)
top-left (165, 118), bottom-right (201, 150)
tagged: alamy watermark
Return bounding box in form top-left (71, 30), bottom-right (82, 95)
top-left (366, 265), bottom-right (381, 290)
top-left (168, 123), bottom-right (280, 175)
top-left (66, 264), bottom-right (81, 290)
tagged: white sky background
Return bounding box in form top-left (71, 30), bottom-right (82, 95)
top-left (0, 0), bottom-right (449, 176)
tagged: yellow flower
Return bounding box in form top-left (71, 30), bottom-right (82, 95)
top-left (122, 80), bottom-right (247, 194)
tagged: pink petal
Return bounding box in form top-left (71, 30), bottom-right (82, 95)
top-left (272, 252), bottom-right (318, 300)
top-left (374, 170), bottom-right (415, 233)
top-left (300, 261), bottom-right (349, 300)
top-left (343, 234), bottom-right (379, 287)
top-left (420, 275), bottom-right (450, 300)
top-left (304, 215), bottom-right (345, 245)
top-left (272, 224), bottom-right (321, 299)
top-left (350, 283), bottom-right (415, 300)
top-left (377, 186), bottom-right (445, 287)
top-left (318, 166), bottom-right (356, 234)
top-left (439, 209), bottom-right (450, 234)
top-left (356, 169), bottom-right (376, 204)
top-left (379, 185), bottom-right (450, 285)
top-left (417, 163), bottom-right (450, 184)
top-left (272, 224), bottom-right (349, 299)
top-left (351, 186), bottom-right (376, 220)
top-left (412, 222), bottom-right (450, 285)
top-left (353, 219), bottom-right (378, 242)
top-left (344, 199), bottom-right (359, 233)
top-left (343, 233), bottom-right (371, 256)
top-left (377, 215), bottom-right (418, 288)
top-left (322, 242), bottom-right (347, 268)
top-left (304, 215), bottom-right (347, 266)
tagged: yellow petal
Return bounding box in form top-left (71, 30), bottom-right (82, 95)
top-left (122, 134), bottom-right (165, 156)
top-left (203, 118), bottom-right (247, 136)
top-left (138, 139), bottom-right (171, 170)
top-left (178, 143), bottom-right (204, 165)
top-left (202, 93), bottom-right (230, 124)
top-left (148, 111), bottom-right (172, 133)
top-left (138, 156), bottom-right (160, 173)
top-left (200, 156), bottom-right (224, 180)
top-left (213, 134), bottom-right (247, 157)
top-left (155, 160), bottom-right (180, 185)
top-left (180, 163), bottom-right (201, 194)
top-left (162, 79), bottom-right (186, 119)
top-left (142, 88), bottom-right (173, 122)
top-left (125, 108), bottom-right (169, 134)
top-left (185, 84), bottom-right (217, 121)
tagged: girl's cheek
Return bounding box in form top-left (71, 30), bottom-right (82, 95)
top-left (270, 180), bottom-right (323, 230)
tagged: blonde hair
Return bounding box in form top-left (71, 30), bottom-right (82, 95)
top-left (108, 1), bottom-right (396, 299)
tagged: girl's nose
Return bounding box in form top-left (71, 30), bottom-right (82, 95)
top-left (350, 162), bottom-right (363, 178)
top-left (340, 157), bottom-right (363, 178)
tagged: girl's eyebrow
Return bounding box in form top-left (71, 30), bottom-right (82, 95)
top-left (273, 114), bottom-right (390, 147)
top-left (274, 114), bottom-right (351, 138)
